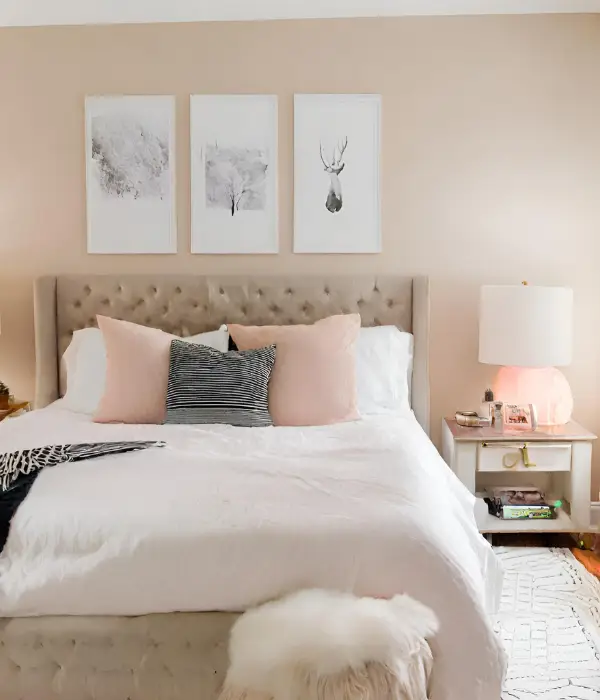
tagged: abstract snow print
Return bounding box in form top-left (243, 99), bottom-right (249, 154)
top-left (191, 95), bottom-right (278, 254)
top-left (294, 94), bottom-right (381, 254)
top-left (85, 96), bottom-right (176, 254)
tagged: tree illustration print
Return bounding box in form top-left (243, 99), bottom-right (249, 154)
top-left (205, 144), bottom-right (268, 216)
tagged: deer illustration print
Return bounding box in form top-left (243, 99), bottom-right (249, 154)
top-left (319, 137), bottom-right (348, 213)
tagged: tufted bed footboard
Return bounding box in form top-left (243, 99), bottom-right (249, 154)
top-left (0, 612), bottom-right (238, 700)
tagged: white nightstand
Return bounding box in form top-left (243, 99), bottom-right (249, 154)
top-left (442, 418), bottom-right (596, 534)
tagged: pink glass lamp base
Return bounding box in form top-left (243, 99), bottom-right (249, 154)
top-left (492, 366), bottom-right (573, 426)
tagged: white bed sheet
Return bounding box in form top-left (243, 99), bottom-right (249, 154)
top-left (0, 404), bottom-right (505, 699)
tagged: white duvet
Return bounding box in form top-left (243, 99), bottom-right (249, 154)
top-left (0, 404), bottom-right (505, 699)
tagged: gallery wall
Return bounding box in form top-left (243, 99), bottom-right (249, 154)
top-left (1, 15), bottom-right (600, 489)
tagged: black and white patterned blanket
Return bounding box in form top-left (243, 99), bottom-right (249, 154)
top-left (0, 441), bottom-right (165, 552)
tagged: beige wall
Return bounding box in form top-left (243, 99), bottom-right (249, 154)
top-left (1, 15), bottom-right (600, 490)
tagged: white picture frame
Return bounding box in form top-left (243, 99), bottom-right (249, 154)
top-left (294, 94), bottom-right (381, 254)
top-left (503, 403), bottom-right (538, 431)
top-left (85, 95), bottom-right (176, 254)
top-left (191, 95), bottom-right (278, 254)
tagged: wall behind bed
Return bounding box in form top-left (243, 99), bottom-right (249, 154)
top-left (1, 15), bottom-right (600, 493)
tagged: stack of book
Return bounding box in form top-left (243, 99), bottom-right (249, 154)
top-left (484, 486), bottom-right (558, 520)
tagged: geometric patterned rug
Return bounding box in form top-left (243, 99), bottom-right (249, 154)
top-left (493, 547), bottom-right (600, 699)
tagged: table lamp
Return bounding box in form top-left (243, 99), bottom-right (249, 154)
top-left (479, 283), bottom-right (573, 426)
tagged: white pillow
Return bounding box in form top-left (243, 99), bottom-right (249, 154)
top-left (355, 326), bottom-right (413, 416)
top-left (62, 324), bottom-right (230, 415)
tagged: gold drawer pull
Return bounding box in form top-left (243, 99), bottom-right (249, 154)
top-left (521, 445), bottom-right (536, 468)
top-left (502, 452), bottom-right (520, 469)
top-left (498, 444), bottom-right (537, 469)
top-left (482, 442), bottom-right (526, 448)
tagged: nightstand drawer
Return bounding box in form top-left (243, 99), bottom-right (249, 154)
top-left (477, 442), bottom-right (572, 472)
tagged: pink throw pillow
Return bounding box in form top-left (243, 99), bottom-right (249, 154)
top-left (229, 314), bottom-right (361, 427)
top-left (94, 316), bottom-right (177, 424)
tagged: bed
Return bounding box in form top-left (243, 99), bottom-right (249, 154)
top-left (0, 274), bottom-right (505, 700)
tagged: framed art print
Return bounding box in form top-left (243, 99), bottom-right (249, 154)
top-left (85, 95), bottom-right (176, 254)
top-left (190, 95), bottom-right (278, 254)
top-left (503, 403), bottom-right (538, 431)
top-left (294, 94), bottom-right (381, 254)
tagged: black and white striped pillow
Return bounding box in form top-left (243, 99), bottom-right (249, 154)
top-left (165, 340), bottom-right (276, 427)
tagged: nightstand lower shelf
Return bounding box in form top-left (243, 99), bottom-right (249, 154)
top-left (475, 497), bottom-right (579, 534)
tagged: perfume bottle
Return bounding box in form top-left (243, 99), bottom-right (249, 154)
top-left (480, 388), bottom-right (494, 418)
top-left (493, 401), bottom-right (504, 432)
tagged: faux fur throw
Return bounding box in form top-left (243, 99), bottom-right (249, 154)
top-left (220, 589), bottom-right (438, 700)
top-left (0, 441), bottom-right (165, 552)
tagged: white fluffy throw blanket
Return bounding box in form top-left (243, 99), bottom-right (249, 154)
top-left (219, 589), bottom-right (439, 700)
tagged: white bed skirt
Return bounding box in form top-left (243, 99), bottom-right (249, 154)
top-left (0, 612), bottom-right (238, 700)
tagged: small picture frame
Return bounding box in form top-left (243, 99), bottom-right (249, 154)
top-left (503, 403), bottom-right (537, 430)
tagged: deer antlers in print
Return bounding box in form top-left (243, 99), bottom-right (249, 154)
top-left (319, 137), bottom-right (348, 213)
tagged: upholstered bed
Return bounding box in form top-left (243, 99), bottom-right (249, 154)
top-left (0, 274), bottom-right (504, 700)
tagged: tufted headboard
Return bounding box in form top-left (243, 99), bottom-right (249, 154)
top-left (34, 275), bottom-right (430, 433)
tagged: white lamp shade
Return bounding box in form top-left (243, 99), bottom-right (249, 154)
top-left (479, 285), bottom-right (573, 367)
